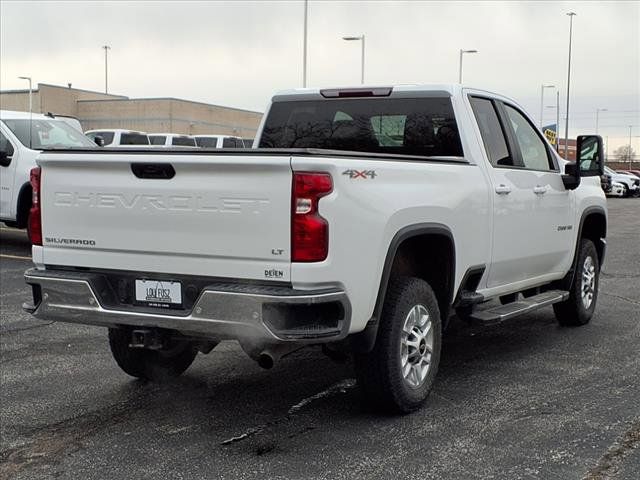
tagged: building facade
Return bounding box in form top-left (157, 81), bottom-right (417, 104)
top-left (0, 83), bottom-right (263, 139)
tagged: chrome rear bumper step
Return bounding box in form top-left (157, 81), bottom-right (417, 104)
top-left (23, 268), bottom-right (351, 343)
top-left (470, 290), bottom-right (569, 325)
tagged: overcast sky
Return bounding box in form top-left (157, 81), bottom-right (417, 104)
top-left (1, 0), bottom-right (638, 149)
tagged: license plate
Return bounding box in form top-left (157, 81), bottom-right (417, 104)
top-left (135, 279), bottom-right (182, 308)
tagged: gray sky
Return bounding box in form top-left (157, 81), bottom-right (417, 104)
top-left (1, 0), bottom-right (639, 149)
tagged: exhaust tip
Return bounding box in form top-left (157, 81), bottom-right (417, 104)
top-left (257, 353), bottom-right (274, 370)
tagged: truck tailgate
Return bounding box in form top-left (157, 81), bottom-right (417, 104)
top-left (37, 153), bottom-right (292, 281)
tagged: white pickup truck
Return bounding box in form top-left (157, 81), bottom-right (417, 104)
top-left (23, 85), bottom-right (607, 413)
top-left (0, 110), bottom-right (97, 228)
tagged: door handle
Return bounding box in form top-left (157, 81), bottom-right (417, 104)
top-left (533, 185), bottom-right (548, 195)
top-left (495, 184), bottom-right (511, 195)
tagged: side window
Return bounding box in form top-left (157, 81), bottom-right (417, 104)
top-left (469, 97), bottom-right (512, 167)
top-left (222, 137), bottom-right (236, 148)
top-left (503, 105), bottom-right (554, 171)
top-left (0, 131), bottom-right (15, 158)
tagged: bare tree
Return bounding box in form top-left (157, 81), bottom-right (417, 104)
top-left (614, 145), bottom-right (636, 163)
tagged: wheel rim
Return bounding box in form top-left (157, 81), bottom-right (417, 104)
top-left (400, 304), bottom-right (434, 388)
top-left (581, 255), bottom-right (596, 310)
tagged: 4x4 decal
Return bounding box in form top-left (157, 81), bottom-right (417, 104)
top-left (343, 169), bottom-right (377, 179)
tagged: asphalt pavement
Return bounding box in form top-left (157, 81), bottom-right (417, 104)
top-left (1, 198), bottom-right (638, 480)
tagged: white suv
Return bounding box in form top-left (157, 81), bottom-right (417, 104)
top-left (85, 129), bottom-right (150, 147)
top-left (148, 133), bottom-right (197, 147)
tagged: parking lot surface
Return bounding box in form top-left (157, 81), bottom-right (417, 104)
top-left (1, 199), bottom-right (638, 480)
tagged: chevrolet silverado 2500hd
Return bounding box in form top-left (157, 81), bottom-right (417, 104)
top-left (23, 85), bottom-right (607, 413)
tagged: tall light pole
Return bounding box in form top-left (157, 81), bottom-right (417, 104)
top-left (302, 0), bottom-right (308, 87)
top-left (539, 84), bottom-right (555, 128)
top-left (556, 91), bottom-right (560, 152)
top-left (102, 45), bottom-right (111, 94)
top-left (342, 35), bottom-right (365, 84)
top-left (595, 108), bottom-right (607, 134)
top-left (458, 49), bottom-right (478, 84)
top-left (563, 12), bottom-right (576, 160)
top-left (18, 76), bottom-right (33, 149)
top-left (629, 125), bottom-right (633, 169)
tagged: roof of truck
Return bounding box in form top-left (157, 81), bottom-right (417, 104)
top-left (0, 110), bottom-right (67, 121)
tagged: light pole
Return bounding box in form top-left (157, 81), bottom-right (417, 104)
top-left (563, 12), bottom-right (576, 160)
top-left (458, 49), bottom-right (478, 84)
top-left (342, 35), bottom-right (365, 84)
top-left (629, 125), bottom-right (633, 169)
top-left (539, 84), bottom-right (555, 128)
top-left (302, 0), bottom-right (308, 87)
top-left (18, 76), bottom-right (33, 149)
top-left (595, 108), bottom-right (607, 134)
top-left (102, 45), bottom-right (111, 94)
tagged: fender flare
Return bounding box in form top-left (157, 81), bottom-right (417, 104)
top-left (350, 223), bottom-right (455, 353)
top-left (562, 206), bottom-right (607, 289)
top-left (15, 181), bottom-right (32, 228)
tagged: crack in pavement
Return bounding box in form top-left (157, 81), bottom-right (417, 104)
top-left (0, 386), bottom-right (154, 478)
top-left (601, 292), bottom-right (640, 307)
top-left (582, 418), bottom-right (640, 480)
top-left (220, 378), bottom-right (356, 445)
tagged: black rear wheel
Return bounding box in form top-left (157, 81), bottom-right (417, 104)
top-left (354, 276), bottom-right (442, 413)
top-left (108, 328), bottom-right (197, 381)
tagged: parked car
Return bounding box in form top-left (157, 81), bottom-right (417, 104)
top-left (617, 170), bottom-right (640, 178)
top-left (600, 173), bottom-right (612, 193)
top-left (85, 129), bottom-right (150, 147)
top-left (604, 166), bottom-right (640, 197)
top-left (0, 110), bottom-right (96, 228)
top-left (24, 84), bottom-right (607, 413)
top-left (193, 135), bottom-right (245, 148)
top-left (148, 133), bottom-right (197, 147)
top-left (607, 182), bottom-right (626, 197)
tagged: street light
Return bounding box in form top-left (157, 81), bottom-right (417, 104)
top-left (563, 12), bottom-right (576, 160)
top-left (629, 125), bottom-right (633, 169)
top-left (18, 76), bottom-right (33, 149)
top-left (302, 0), bottom-right (308, 87)
top-left (102, 45), bottom-right (111, 94)
top-left (458, 49), bottom-right (478, 84)
top-left (539, 84), bottom-right (555, 128)
top-left (342, 35), bottom-right (365, 84)
top-left (595, 108), bottom-right (608, 134)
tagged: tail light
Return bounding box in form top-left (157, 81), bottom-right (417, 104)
top-left (292, 172), bottom-right (332, 262)
top-left (28, 167), bottom-right (42, 246)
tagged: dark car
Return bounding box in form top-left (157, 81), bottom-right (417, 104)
top-left (601, 174), bottom-right (612, 193)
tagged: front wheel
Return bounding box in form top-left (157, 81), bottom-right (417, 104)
top-left (108, 328), bottom-right (197, 381)
top-left (554, 239), bottom-right (600, 326)
top-left (354, 276), bottom-right (442, 413)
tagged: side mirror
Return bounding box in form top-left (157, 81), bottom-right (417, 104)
top-left (0, 150), bottom-right (10, 167)
top-left (562, 162), bottom-right (580, 190)
top-left (577, 135), bottom-right (605, 177)
top-left (94, 135), bottom-right (105, 147)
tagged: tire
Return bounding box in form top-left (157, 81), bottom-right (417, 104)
top-left (108, 328), bottom-right (197, 381)
top-left (553, 239), bottom-right (600, 326)
top-left (622, 185), bottom-right (629, 197)
top-left (354, 276), bottom-right (442, 413)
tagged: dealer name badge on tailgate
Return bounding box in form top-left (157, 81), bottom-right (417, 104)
top-left (135, 279), bottom-right (182, 308)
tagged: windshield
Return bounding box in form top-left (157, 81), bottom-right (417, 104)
top-left (2, 119), bottom-right (96, 149)
top-left (259, 97), bottom-right (463, 157)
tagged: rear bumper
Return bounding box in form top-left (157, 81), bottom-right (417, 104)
top-left (23, 268), bottom-right (351, 343)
